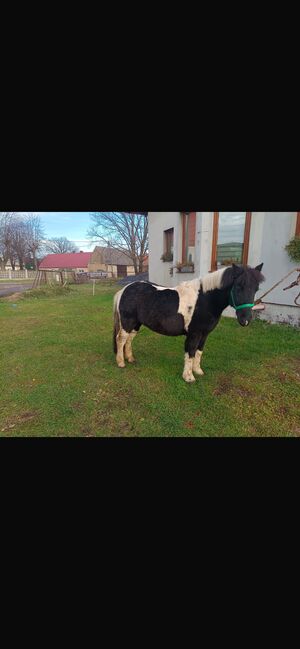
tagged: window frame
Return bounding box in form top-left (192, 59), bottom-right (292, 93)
top-left (164, 227), bottom-right (174, 258)
top-left (211, 212), bottom-right (252, 271)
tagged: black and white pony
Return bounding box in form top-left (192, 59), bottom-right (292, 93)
top-left (113, 264), bottom-right (265, 383)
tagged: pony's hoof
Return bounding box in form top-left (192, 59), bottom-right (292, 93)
top-left (183, 373), bottom-right (196, 383)
top-left (117, 362), bottom-right (126, 368)
top-left (127, 357), bottom-right (136, 364)
top-left (193, 369), bottom-right (204, 376)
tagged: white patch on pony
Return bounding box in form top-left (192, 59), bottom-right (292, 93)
top-left (201, 268), bottom-right (226, 293)
top-left (183, 353), bottom-right (196, 383)
top-left (176, 279), bottom-right (201, 331)
top-left (193, 350), bottom-right (204, 376)
top-left (153, 284), bottom-right (173, 291)
top-left (125, 330), bottom-right (137, 363)
top-left (152, 280), bottom-right (200, 331)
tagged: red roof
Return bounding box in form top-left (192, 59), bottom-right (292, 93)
top-left (39, 252), bottom-right (92, 269)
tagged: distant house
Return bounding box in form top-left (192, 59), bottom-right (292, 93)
top-left (89, 247), bottom-right (135, 278)
top-left (39, 252), bottom-right (92, 273)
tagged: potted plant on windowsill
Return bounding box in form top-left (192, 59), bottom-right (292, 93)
top-left (175, 261), bottom-right (195, 273)
top-left (285, 236), bottom-right (300, 264)
top-left (161, 252), bottom-right (174, 263)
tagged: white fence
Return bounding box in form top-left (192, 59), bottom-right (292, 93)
top-left (0, 270), bottom-right (37, 280)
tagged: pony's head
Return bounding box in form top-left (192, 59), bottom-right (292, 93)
top-left (222, 263), bottom-right (265, 327)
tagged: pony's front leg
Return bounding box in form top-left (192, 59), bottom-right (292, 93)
top-left (193, 334), bottom-right (208, 376)
top-left (183, 335), bottom-right (200, 383)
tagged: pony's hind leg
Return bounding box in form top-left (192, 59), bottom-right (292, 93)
top-left (124, 330), bottom-right (137, 363)
top-left (116, 329), bottom-right (130, 368)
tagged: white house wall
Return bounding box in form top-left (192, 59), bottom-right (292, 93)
top-left (149, 212), bottom-right (181, 286)
top-left (256, 212), bottom-right (297, 306)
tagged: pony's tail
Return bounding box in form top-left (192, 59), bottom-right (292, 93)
top-left (113, 292), bottom-right (121, 354)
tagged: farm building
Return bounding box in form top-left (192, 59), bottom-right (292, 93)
top-left (148, 212), bottom-right (300, 326)
top-left (39, 247), bottom-right (136, 278)
top-left (88, 247), bottom-right (135, 278)
top-left (39, 252), bottom-right (92, 273)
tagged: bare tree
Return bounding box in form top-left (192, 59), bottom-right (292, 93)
top-left (88, 212), bottom-right (148, 274)
top-left (45, 237), bottom-right (79, 254)
top-left (10, 217), bottom-right (28, 270)
top-left (1, 212), bottom-right (46, 270)
top-left (0, 212), bottom-right (16, 270)
top-left (24, 214), bottom-right (45, 270)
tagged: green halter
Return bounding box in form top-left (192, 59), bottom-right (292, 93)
top-left (229, 288), bottom-right (255, 312)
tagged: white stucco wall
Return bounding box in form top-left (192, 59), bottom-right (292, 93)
top-left (253, 213), bottom-right (298, 305)
top-left (148, 212), bottom-right (181, 287)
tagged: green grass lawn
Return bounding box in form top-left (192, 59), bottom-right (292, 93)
top-left (1, 283), bottom-right (300, 437)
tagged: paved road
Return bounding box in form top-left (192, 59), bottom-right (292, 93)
top-left (0, 282), bottom-right (33, 298)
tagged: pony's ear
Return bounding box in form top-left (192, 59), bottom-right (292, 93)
top-left (255, 263), bottom-right (264, 272)
top-left (232, 263), bottom-right (244, 278)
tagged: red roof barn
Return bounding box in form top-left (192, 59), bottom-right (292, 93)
top-left (39, 252), bottom-right (92, 271)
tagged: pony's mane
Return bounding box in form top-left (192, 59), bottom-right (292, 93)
top-left (201, 268), bottom-right (227, 293)
top-left (200, 265), bottom-right (265, 293)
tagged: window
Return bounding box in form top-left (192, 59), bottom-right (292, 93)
top-left (211, 212), bottom-right (252, 270)
top-left (163, 228), bottom-right (174, 261)
top-left (182, 212), bottom-right (196, 263)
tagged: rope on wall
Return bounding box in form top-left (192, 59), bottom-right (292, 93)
top-left (255, 268), bottom-right (300, 308)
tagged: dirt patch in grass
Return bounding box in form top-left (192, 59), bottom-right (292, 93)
top-left (213, 374), bottom-right (254, 398)
top-left (2, 292), bottom-right (24, 302)
top-left (267, 358), bottom-right (300, 386)
top-left (1, 411), bottom-right (39, 434)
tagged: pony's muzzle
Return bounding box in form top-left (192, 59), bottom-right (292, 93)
top-left (237, 312), bottom-right (252, 327)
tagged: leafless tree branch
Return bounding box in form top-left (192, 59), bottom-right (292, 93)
top-left (88, 212), bottom-right (148, 274)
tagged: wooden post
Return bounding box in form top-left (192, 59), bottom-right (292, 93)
top-left (211, 212), bottom-right (219, 271)
top-left (296, 212), bottom-right (300, 236)
top-left (242, 212), bottom-right (252, 265)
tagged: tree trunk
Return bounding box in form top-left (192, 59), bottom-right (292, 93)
top-left (138, 260), bottom-right (144, 273)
